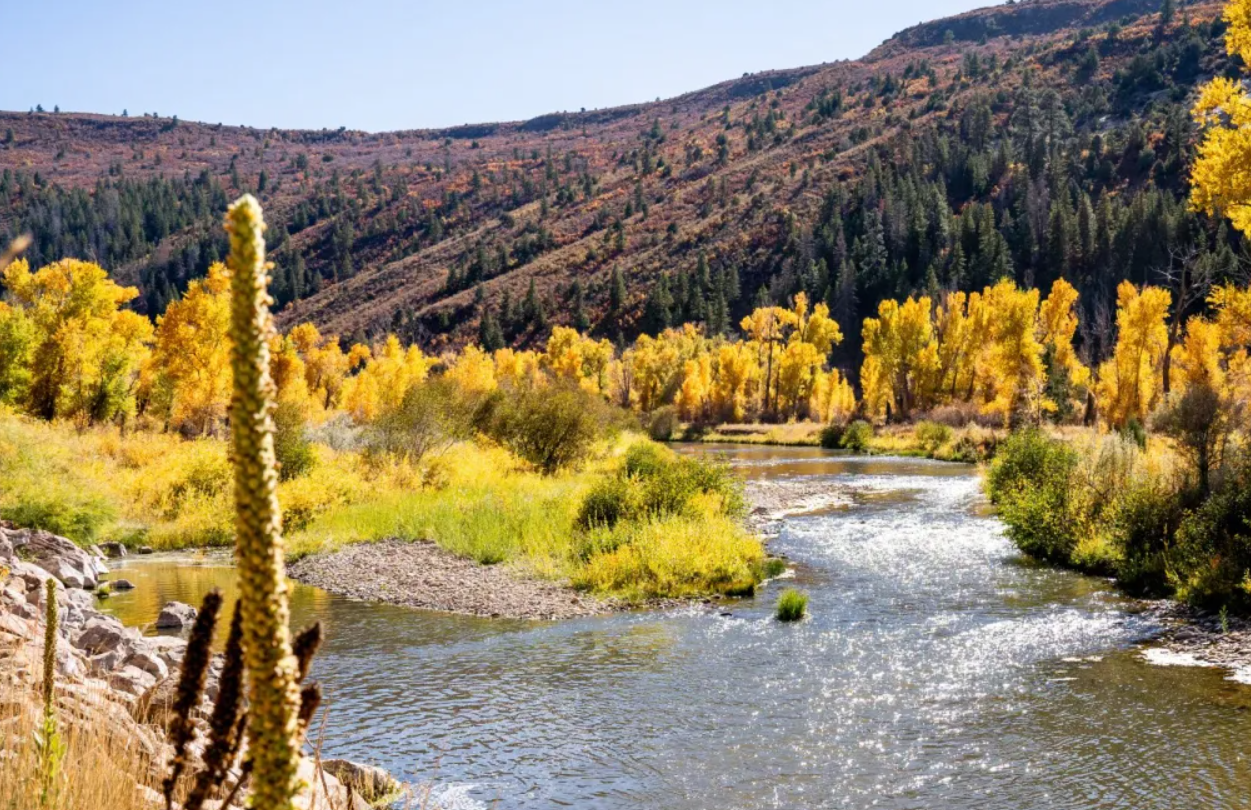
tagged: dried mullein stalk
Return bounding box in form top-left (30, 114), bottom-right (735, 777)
top-left (183, 603), bottom-right (245, 810)
top-left (292, 622), bottom-right (322, 682)
top-left (226, 194), bottom-right (303, 810)
top-left (163, 590), bottom-right (223, 810)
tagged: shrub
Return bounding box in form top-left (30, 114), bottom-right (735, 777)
top-left (914, 420), bottom-right (952, 453)
top-left (479, 385), bottom-right (618, 474)
top-left (986, 430), bottom-right (1080, 564)
top-left (1152, 381), bottom-right (1243, 494)
top-left (622, 442), bottom-right (668, 479)
top-left (272, 400), bottom-right (315, 481)
top-left (840, 420), bottom-right (873, 453)
top-left (647, 406), bottom-right (679, 442)
top-left (775, 588), bottom-right (808, 622)
top-left (947, 427), bottom-right (998, 463)
top-left (368, 377), bottom-right (475, 465)
top-left (819, 422), bottom-right (844, 449)
top-left (0, 497), bottom-right (114, 544)
top-left (1171, 462), bottom-right (1251, 610)
top-left (576, 442), bottom-right (745, 529)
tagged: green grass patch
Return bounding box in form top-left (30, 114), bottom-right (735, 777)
top-left (775, 588), bottom-right (808, 622)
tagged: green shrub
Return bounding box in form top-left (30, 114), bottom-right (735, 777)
top-left (0, 496), bottom-right (114, 544)
top-left (819, 422), bottom-right (845, 449)
top-left (273, 400), bottom-right (316, 481)
top-left (986, 430), bottom-right (1080, 564)
top-left (775, 588), bottom-right (808, 622)
top-left (1120, 418), bottom-right (1147, 450)
top-left (1171, 464), bottom-right (1251, 610)
top-left (479, 385), bottom-right (618, 474)
top-left (575, 476), bottom-right (637, 532)
top-left (370, 377), bottom-right (476, 465)
top-left (914, 421), bottom-right (952, 452)
top-left (576, 443), bottom-right (745, 529)
top-left (840, 420), bottom-right (873, 453)
top-left (622, 442), bottom-right (668, 479)
top-left (647, 406), bottom-right (678, 442)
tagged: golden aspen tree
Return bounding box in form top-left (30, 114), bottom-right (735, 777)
top-left (340, 335), bottom-right (431, 422)
top-left (711, 341), bottom-right (761, 422)
top-left (1191, 0), bottom-right (1251, 237)
top-left (289, 322), bottom-right (351, 410)
top-left (809, 368), bottom-right (856, 424)
top-left (148, 262), bottom-right (232, 434)
top-left (740, 305), bottom-right (798, 418)
top-left (935, 291), bottom-right (984, 405)
top-left (446, 344), bottom-right (497, 394)
top-left (2, 257), bottom-right (153, 423)
top-left (1210, 283), bottom-right (1251, 399)
top-left (223, 195), bottom-right (303, 810)
top-left (774, 340), bottom-right (824, 418)
top-left (543, 326), bottom-right (614, 393)
top-left (676, 353), bottom-right (714, 422)
top-left (1096, 281), bottom-right (1173, 427)
top-left (859, 354), bottom-right (891, 421)
top-left (1169, 316), bottom-right (1226, 393)
top-left (0, 299), bottom-right (35, 405)
top-left (982, 281), bottom-right (1045, 425)
top-left (860, 296), bottom-right (938, 419)
top-left (494, 348), bottom-right (545, 390)
top-left (1036, 278), bottom-right (1090, 413)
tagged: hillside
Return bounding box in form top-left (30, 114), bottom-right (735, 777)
top-left (0, 0), bottom-right (1236, 371)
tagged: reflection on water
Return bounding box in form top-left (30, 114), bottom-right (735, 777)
top-left (100, 447), bottom-right (1251, 809)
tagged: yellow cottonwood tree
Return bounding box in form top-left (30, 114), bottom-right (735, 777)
top-left (3, 257), bottom-right (153, 423)
top-left (982, 281), bottom-right (1045, 425)
top-left (1096, 282), bottom-right (1172, 427)
top-left (711, 341), bottom-right (760, 422)
top-left (147, 262), bottom-right (232, 434)
top-left (1191, 0), bottom-right (1251, 237)
top-left (860, 296), bottom-right (937, 419)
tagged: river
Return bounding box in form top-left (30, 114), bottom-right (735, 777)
top-left (99, 446), bottom-right (1251, 809)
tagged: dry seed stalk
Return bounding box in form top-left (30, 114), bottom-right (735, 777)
top-left (225, 194), bottom-right (303, 810)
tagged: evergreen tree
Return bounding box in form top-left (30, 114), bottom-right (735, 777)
top-left (479, 306), bottom-right (505, 351)
top-left (642, 274), bottom-right (673, 335)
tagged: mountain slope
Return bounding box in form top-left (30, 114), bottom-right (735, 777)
top-left (0, 0), bottom-right (1235, 369)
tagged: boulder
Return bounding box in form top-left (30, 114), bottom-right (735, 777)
top-left (108, 664), bottom-right (157, 696)
top-left (320, 759), bottom-right (400, 803)
top-left (75, 615), bottom-right (131, 655)
top-left (156, 601), bottom-right (197, 629)
top-left (0, 612), bottom-right (33, 640)
top-left (3, 526), bottom-right (102, 589)
top-left (99, 542), bottom-right (128, 559)
top-left (110, 578), bottom-right (136, 590)
top-left (137, 546), bottom-right (155, 555)
top-left (125, 649), bottom-right (169, 680)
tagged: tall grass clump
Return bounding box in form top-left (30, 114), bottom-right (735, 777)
top-left (775, 588), bottom-right (808, 622)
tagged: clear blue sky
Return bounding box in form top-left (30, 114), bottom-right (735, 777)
top-left (6, 0), bottom-right (994, 132)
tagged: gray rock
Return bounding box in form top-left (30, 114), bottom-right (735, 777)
top-left (156, 601), bottom-right (197, 629)
top-left (75, 615), bottom-right (131, 655)
top-left (110, 578), bottom-right (135, 590)
top-left (320, 759), bottom-right (400, 802)
top-left (108, 664), bottom-right (157, 696)
top-left (125, 649), bottom-right (169, 680)
top-left (88, 648), bottom-right (128, 674)
top-left (4, 527), bottom-right (100, 589)
top-left (137, 546), bottom-right (154, 555)
top-left (99, 542), bottom-right (127, 559)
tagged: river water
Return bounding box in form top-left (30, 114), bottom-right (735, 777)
top-left (100, 447), bottom-right (1251, 809)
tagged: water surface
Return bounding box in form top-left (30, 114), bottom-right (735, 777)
top-left (102, 447), bottom-right (1251, 809)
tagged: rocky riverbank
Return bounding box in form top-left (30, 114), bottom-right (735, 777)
top-left (1136, 600), bottom-right (1251, 683)
top-left (0, 522), bottom-right (400, 810)
top-left (290, 539), bottom-right (617, 620)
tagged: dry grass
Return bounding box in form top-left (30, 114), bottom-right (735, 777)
top-left (0, 676), bottom-right (164, 810)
